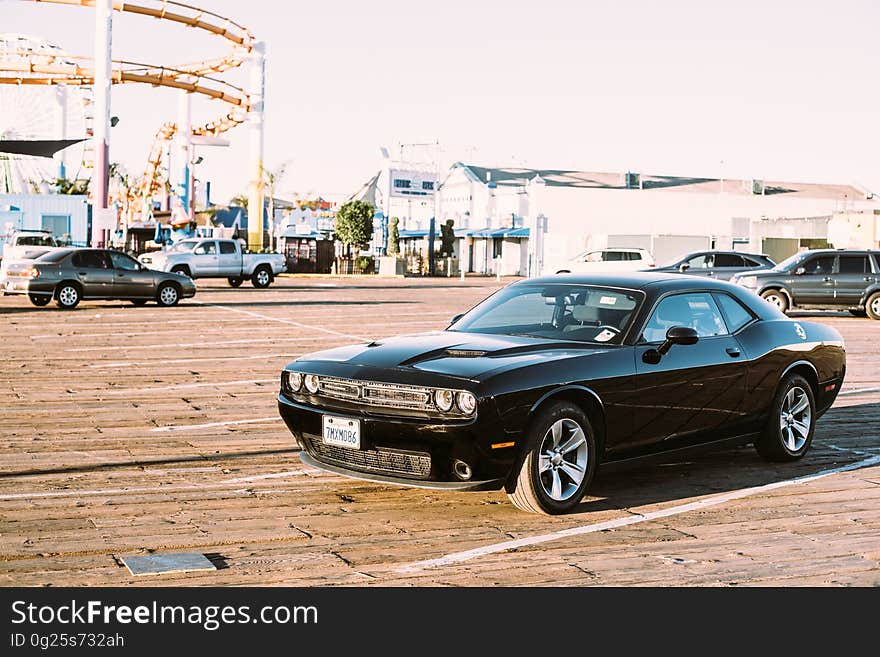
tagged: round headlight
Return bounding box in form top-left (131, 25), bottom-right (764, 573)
top-left (456, 391), bottom-right (477, 415)
top-left (434, 389), bottom-right (455, 412)
top-left (304, 374), bottom-right (320, 394)
top-left (287, 371), bottom-right (303, 392)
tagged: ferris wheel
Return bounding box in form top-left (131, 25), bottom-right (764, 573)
top-left (0, 33), bottom-right (93, 194)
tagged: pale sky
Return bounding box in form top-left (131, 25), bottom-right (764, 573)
top-left (4, 0), bottom-right (879, 203)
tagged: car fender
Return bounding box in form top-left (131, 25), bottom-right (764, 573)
top-left (858, 283), bottom-right (880, 306)
top-left (757, 282), bottom-right (793, 303)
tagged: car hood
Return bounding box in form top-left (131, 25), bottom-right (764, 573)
top-left (297, 331), bottom-right (613, 380)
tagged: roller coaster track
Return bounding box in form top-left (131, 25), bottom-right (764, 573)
top-left (4, 0), bottom-right (258, 210)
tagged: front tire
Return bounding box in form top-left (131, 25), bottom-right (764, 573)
top-left (507, 402), bottom-right (597, 514)
top-left (755, 375), bottom-right (815, 462)
top-left (251, 266), bottom-right (272, 288)
top-left (227, 277), bottom-right (244, 288)
top-left (170, 265), bottom-right (190, 278)
top-left (761, 289), bottom-right (789, 314)
top-left (156, 282), bottom-right (180, 307)
top-left (866, 292), bottom-right (880, 321)
top-left (55, 282), bottom-right (80, 309)
top-left (28, 294), bottom-right (51, 307)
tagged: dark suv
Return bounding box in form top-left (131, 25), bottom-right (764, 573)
top-left (731, 249), bottom-right (880, 319)
top-left (653, 250), bottom-right (776, 280)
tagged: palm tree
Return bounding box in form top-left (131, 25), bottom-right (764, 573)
top-left (264, 161), bottom-right (290, 250)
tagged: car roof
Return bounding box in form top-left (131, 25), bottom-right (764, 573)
top-left (524, 272), bottom-right (716, 289)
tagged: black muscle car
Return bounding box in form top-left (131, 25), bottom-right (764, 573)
top-left (278, 273), bottom-right (846, 514)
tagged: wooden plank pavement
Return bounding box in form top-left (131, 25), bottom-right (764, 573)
top-left (1, 277), bottom-right (878, 586)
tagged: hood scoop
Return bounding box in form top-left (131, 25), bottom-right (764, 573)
top-left (444, 349), bottom-right (489, 358)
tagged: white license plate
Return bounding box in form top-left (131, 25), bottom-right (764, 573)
top-left (322, 415), bottom-right (361, 450)
top-left (4, 280), bottom-right (15, 291)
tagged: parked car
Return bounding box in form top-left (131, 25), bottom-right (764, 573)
top-left (2, 247), bottom-right (196, 309)
top-left (653, 250), bottom-right (776, 280)
top-left (732, 249), bottom-right (880, 319)
top-left (0, 230), bottom-right (61, 276)
top-left (556, 247), bottom-right (654, 274)
top-left (278, 273), bottom-right (845, 514)
top-left (138, 238), bottom-right (286, 288)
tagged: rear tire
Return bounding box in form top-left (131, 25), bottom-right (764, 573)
top-left (227, 277), bottom-right (244, 288)
top-left (507, 401), bottom-right (597, 514)
top-left (156, 282), bottom-right (180, 307)
top-left (761, 289), bottom-right (789, 314)
top-left (55, 282), bottom-right (80, 309)
top-left (251, 266), bottom-right (272, 288)
top-left (755, 374), bottom-right (815, 462)
top-left (28, 294), bottom-right (51, 307)
top-left (866, 292), bottom-right (880, 321)
top-left (556, 270), bottom-right (571, 274)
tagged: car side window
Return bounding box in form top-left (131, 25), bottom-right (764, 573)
top-left (686, 254), bottom-right (710, 268)
top-left (219, 241), bottom-right (236, 254)
top-left (802, 256), bottom-right (834, 275)
top-left (713, 254), bottom-right (744, 267)
top-left (603, 251), bottom-right (624, 262)
top-left (641, 293), bottom-right (729, 343)
top-left (713, 293), bottom-right (754, 333)
top-left (72, 250), bottom-right (109, 269)
top-left (109, 251), bottom-right (140, 271)
top-left (194, 241), bottom-right (217, 255)
top-left (838, 255), bottom-right (868, 274)
top-left (741, 256), bottom-right (761, 267)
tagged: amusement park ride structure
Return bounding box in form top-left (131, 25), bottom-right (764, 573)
top-left (0, 0), bottom-right (266, 249)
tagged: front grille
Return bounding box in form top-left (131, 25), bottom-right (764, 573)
top-left (315, 376), bottom-right (436, 412)
top-left (304, 433), bottom-right (431, 478)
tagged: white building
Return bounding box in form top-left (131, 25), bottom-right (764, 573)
top-left (436, 164), bottom-right (880, 275)
top-left (0, 193), bottom-right (89, 257)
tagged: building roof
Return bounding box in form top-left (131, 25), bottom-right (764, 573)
top-left (451, 163), bottom-right (872, 201)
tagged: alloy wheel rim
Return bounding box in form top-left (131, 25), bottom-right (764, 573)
top-left (872, 297), bottom-right (880, 316)
top-left (59, 287), bottom-right (77, 305)
top-left (766, 294), bottom-right (784, 308)
top-left (779, 385), bottom-right (811, 452)
top-left (257, 270), bottom-right (269, 285)
top-left (538, 418), bottom-right (589, 501)
top-left (160, 287), bottom-right (177, 305)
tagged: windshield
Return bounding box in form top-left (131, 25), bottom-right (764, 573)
top-left (169, 239), bottom-right (198, 252)
top-left (773, 252), bottom-right (807, 272)
top-left (450, 283), bottom-right (643, 344)
top-left (17, 235), bottom-right (56, 247)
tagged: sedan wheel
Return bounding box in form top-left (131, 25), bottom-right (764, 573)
top-left (55, 283), bottom-right (80, 309)
top-left (866, 292), bottom-right (880, 321)
top-left (761, 289), bottom-right (789, 314)
top-left (156, 283), bottom-right (180, 307)
top-left (28, 294), bottom-right (51, 307)
top-left (228, 277), bottom-right (244, 288)
top-left (755, 374), bottom-right (815, 462)
top-left (508, 402), bottom-right (597, 514)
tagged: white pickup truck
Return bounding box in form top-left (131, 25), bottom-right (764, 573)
top-left (138, 238), bottom-right (286, 288)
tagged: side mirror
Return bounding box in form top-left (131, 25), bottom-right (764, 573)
top-left (450, 313), bottom-right (464, 325)
top-left (678, 263), bottom-right (690, 272)
top-left (659, 326), bottom-right (699, 354)
top-left (794, 267), bottom-right (806, 276)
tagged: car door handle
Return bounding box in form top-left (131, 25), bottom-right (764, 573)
top-left (823, 277), bottom-right (833, 282)
top-left (865, 277), bottom-right (874, 283)
top-left (726, 347), bottom-right (741, 358)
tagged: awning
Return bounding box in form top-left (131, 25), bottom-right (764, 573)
top-left (399, 229), bottom-right (429, 238)
top-left (279, 229), bottom-right (326, 239)
top-left (0, 139), bottom-right (87, 158)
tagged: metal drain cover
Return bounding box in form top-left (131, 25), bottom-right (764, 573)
top-left (121, 553), bottom-right (217, 576)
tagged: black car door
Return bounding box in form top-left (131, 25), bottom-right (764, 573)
top-left (628, 292), bottom-right (747, 450)
top-left (834, 254), bottom-right (873, 306)
top-left (790, 254), bottom-right (836, 305)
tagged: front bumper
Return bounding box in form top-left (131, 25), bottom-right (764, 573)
top-left (278, 393), bottom-right (518, 489)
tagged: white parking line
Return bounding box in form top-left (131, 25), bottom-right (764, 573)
top-left (838, 387), bottom-right (880, 396)
top-left (69, 336), bottom-right (337, 352)
top-left (220, 470), bottom-right (313, 484)
top-left (90, 353), bottom-right (292, 369)
top-left (103, 378), bottom-right (275, 395)
top-left (193, 301), bottom-right (369, 341)
top-left (150, 417), bottom-right (278, 432)
top-left (396, 453), bottom-right (880, 574)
